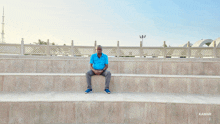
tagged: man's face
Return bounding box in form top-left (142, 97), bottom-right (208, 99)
top-left (97, 47), bottom-right (102, 54)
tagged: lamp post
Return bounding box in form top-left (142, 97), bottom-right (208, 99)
top-left (139, 35), bottom-right (146, 44)
top-left (139, 35), bottom-right (146, 58)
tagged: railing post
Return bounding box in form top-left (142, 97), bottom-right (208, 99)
top-left (21, 38), bottom-right (24, 55)
top-left (187, 41), bottom-right (191, 58)
top-left (71, 40), bottom-right (74, 57)
top-left (140, 41), bottom-right (143, 58)
top-left (163, 41), bottom-right (166, 58)
top-left (94, 41), bottom-right (97, 54)
top-left (117, 41), bottom-right (120, 58)
top-left (47, 39), bottom-right (50, 56)
top-left (213, 40), bottom-right (217, 58)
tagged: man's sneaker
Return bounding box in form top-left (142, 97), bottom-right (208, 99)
top-left (104, 89), bottom-right (111, 94)
top-left (85, 89), bottom-right (92, 94)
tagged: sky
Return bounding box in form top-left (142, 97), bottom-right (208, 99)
top-left (0, 0), bottom-right (220, 46)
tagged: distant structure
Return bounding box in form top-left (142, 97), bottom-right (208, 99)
top-left (209, 37), bottom-right (220, 47)
top-left (191, 39), bottom-right (213, 47)
top-left (179, 42), bottom-right (193, 47)
top-left (1, 7), bottom-right (5, 43)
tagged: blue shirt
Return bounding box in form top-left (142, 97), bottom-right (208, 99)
top-left (90, 53), bottom-right (108, 70)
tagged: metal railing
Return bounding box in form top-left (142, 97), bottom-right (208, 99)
top-left (0, 39), bottom-right (219, 58)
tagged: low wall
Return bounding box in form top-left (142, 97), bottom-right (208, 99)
top-left (1, 57), bottom-right (220, 75)
top-left (0, 100), bottom-right (219, 123)
top-left (1, 74), bottom-right (220, 95)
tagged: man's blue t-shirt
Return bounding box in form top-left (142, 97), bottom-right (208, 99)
top-left (90, 53), bottom-right (108, 70)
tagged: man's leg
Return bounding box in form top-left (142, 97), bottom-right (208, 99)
top-left (86, 70), bottom-right (95, 89)
top-left (101, 70), bottom-right (111, 89)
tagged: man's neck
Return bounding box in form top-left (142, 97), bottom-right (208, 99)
top-left (97, 53), bottom-right (102, 58)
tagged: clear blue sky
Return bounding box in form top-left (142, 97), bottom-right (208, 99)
top-left (1, 0), bottom-right (220, 46)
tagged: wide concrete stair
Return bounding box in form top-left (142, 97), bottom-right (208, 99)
top-left (0, 55), bottom-right (220, 124)
top-left (1, 73), bottom-right (220, 95)
top-left (1, 92), bottom-right (220, 124)
top-left (1, 55), bottom-right (220, 75)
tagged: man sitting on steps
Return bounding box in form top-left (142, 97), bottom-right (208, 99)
top-left (85, 45), bottom-right (111, 94)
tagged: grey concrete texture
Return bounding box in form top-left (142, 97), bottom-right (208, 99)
top-left (0, 57), bottom-right (220, 75)
top-left (0, 74), bottom-right (220, 95)
top-left (1, 55), bottom-right (220, 123)
top-left (0, 98), bottom-right (219, 124)
top-left (1, 92), bottom-right (220, 104)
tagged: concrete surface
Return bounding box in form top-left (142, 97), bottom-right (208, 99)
top-left (0, 92), bottom-right (219, 124)
top-left (0, 57), bottom-right (220, 75)
top-left (0, 73), bottom-right (220, 95)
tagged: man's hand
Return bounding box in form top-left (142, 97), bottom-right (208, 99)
top-left (94, 70), bottom-right (103, 75)
top-left (90, 64), bottom-right (106, 75)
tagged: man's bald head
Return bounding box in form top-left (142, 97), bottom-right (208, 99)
top-left (96, 45), bottom-right (102, 50)
top-left (96, 45), bottom-right (102, 54)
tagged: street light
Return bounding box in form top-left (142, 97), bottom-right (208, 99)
top-left (139, 35), bottom-right (146, 43)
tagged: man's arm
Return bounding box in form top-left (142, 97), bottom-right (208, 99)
top-left (90, 55), bottom-right (98, 75)
top-left (103, 64), bottom-right (108, 70)
top-left (103, 55), bottom-right (109, 71)
top-left (90, 64), bottom-right (96, 72)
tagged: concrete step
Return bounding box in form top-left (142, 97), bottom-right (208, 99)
top-left (1, 57), bottom-right (220, 75)
top-left (0, 92), bottom-right (219, 123)
top-left (1, 73), bottom-right (220, 95)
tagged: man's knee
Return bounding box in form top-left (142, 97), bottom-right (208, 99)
top-left (107, 71), bottom-right (111, 76)
top-left (86, 70), bottom-right (93, 76)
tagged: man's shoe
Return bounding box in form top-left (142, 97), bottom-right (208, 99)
top-left (104, 89), bottom-right (111, 94)
top-left (85, 89), bottom-right (92, 94)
